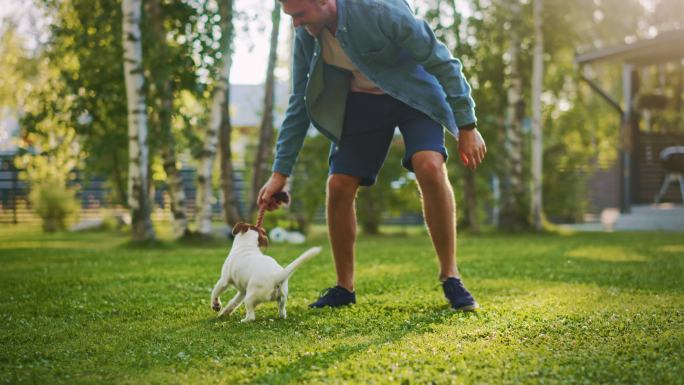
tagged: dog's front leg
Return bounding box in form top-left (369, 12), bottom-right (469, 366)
top-left (211, 277), bottom-right (230, 312)
top-left (218, 291), bottom-right (245, 317)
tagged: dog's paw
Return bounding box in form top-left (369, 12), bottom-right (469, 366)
top-left (211, 301), bottom-right (221, 312)
top-left (240, 316), bottom-right (255, 323)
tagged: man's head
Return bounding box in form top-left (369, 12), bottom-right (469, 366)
top-left (279, 0), bottom-right (336, 36)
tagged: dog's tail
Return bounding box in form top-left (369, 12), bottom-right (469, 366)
top-left (275, 246), bottom-right (322, 284)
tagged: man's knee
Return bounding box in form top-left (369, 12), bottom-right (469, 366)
top-left (327, 174), bottom-right (360, 203)
top-left (412, 152), bottom-right (447, 184)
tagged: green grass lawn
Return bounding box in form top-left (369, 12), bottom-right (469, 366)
top-left (0, 224), bottom-right (683, 385)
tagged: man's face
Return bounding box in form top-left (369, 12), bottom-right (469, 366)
top-left (281, 0), bottom-right (327, 36)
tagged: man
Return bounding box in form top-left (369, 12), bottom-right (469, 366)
top-left (257, 0), bottom-right (486, 311)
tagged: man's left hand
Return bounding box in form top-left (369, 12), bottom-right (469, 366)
top-left (458, 129), bottom-right (486, 171)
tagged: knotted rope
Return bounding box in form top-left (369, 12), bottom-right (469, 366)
top-left (255, 191), bottom-right (291, 229)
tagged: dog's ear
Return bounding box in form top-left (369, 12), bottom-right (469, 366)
top-left (257, 228), bottom-right (269, 249)
top-left (232, 222), bottom-right (249, 236)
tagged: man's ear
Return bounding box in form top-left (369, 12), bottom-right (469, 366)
top-left (232, 222), bottom-right (249, 236)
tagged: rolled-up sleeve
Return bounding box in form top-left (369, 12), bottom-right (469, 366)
top-left (272, 31), bottom-right (312, 176)
top-left (381, 3), bottom-right (477, 128)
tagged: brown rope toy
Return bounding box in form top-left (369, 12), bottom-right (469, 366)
top-left (247, 191), bottom-right (290, 249)
top-left (256, 191), bottom-right (291, 229)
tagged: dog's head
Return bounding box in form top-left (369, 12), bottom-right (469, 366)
top-left (232, 222), bottom-right (269, 249)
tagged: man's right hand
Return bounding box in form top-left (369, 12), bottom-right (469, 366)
top-left (257, 172), bottom-right (288, 211)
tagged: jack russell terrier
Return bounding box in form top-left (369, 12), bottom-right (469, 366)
top-left (211, 222), bottom-right (321, 322)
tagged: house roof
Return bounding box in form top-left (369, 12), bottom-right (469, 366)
top-left (576, 28), bottom-right (684, 66)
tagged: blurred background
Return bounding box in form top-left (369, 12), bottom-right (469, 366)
top-left (0, 0), bottom-right (682, 241)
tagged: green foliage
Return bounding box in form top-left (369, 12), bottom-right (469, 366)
top-left (357, 137), bottom-right (422, 235)
top-left (418, 0), bottom-right (681, 224)
top-left (28, 180), bottom-right (79, 232)
top-left (0, 22), bottom-right (38, 114)
top-left (142, 0), bottom-right (224, 157)
top-left (13, 52), bottom-right (83, 232)
top-left (1, 225), bottom-right (683, 384)
top-left (37, 0), bottom-right (130, 202)
top-left (24, 0), bottom-right (226, 205)
top-left (288, 133), bottom-right (329, 233)
top-left (287, 133), bottom-right (423, 235)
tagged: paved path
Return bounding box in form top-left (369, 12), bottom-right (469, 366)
top-left (560, 204), bottom-right (684, 232)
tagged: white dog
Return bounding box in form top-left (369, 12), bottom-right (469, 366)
top-left (211, 223), bottom-right (321, 322)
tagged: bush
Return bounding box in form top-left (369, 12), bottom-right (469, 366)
top-left (29, 181), bottom-right (79, 232)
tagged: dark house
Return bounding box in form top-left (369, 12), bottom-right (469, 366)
top-left (576, 29), bottom-right (684, 213)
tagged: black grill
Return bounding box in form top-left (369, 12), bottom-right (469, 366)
top-left (661, 147), bottom-right (684, 173)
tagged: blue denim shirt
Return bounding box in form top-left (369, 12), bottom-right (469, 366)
top-left (272, 0), bottom-right (477, 176)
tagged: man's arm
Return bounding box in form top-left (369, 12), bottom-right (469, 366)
top-left (259, 29), bottom-right (313, 209)
top-left (271, 29), bottom-right (314, 177)
top-left (379, 1), bottom-right (476, 129)
top-left (381, 2), bottom-right (485, 169)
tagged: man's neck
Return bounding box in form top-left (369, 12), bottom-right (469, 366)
top-left (324, 0), bottom-right (338, 35)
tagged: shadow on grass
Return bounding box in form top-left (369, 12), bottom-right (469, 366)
top-left (202, 305), bottom-right (478, 385)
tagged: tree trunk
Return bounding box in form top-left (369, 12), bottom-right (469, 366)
top-left (147, 0), bottom-right (189, 238)
top-left (500, 0), bottom-right (529, 231)
top-left (196, 12), bottom-right (236, 236)
top-left (122, 0), bottom-right (155, 242)
top-left (218, 0), bottom-right (242, 227)
top-left (161, 138), bottom-right (189, 237)
top-left (448, 0), bottom-right (479, 233)
top-left (196, 91), bottom-right (220, 235)
top-left (359, 191), bottom-right (380, 235)
top-left (251, 0), bottom-right (281, 219)
top-left (531, 0), bottom-right (544, 231)
top-left (111, 149), bottom-right (127, 206)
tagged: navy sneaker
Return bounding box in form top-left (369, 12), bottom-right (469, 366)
top-left (442, 277), bottom-right (479, 311)
top-left (309, 286), bottom-right (356, 308)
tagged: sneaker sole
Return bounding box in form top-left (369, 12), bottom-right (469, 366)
top-left (450, 302), bottom-right (479, 312)
top-left (308, 302), bottom-right (356, 309)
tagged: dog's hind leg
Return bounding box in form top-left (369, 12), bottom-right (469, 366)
top-left (277, 296), bottom-right (287, 319)
top-left (211, 277), bottom-right (230, 312)
top-left (277, 281), bottom-right (288, 319)
top-left (218, 291), bottom-right (245, 317)
top-left (240, 296), bottom-right (257, 322)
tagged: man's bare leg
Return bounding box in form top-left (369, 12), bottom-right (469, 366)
top-left (326, 173), bottom-right (361, 292)
top-left (411, 151), bottom-right (459, 280)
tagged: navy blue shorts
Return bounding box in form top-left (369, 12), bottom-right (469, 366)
top-left (329, 92), bottom-right (448, 186)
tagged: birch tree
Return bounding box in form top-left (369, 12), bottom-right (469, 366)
top-left (196, 93), bottom-right (220, 235)
top-left (196, 54), bottom-right (222, 232)
top-left (531, 0), bottom-right (544, 231)
top-left (217, 0), bottom-right (243, 227)
top-left (147, 0), bottom-right (189, 238)
top-left (446, 0), bottom-right (480, 233)
top-left (500, 0), bottom-right (529, 231)
top-left (122, 0), bottom-right (155, 241)
top-left (251, 0), bottom-right (282, 219)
